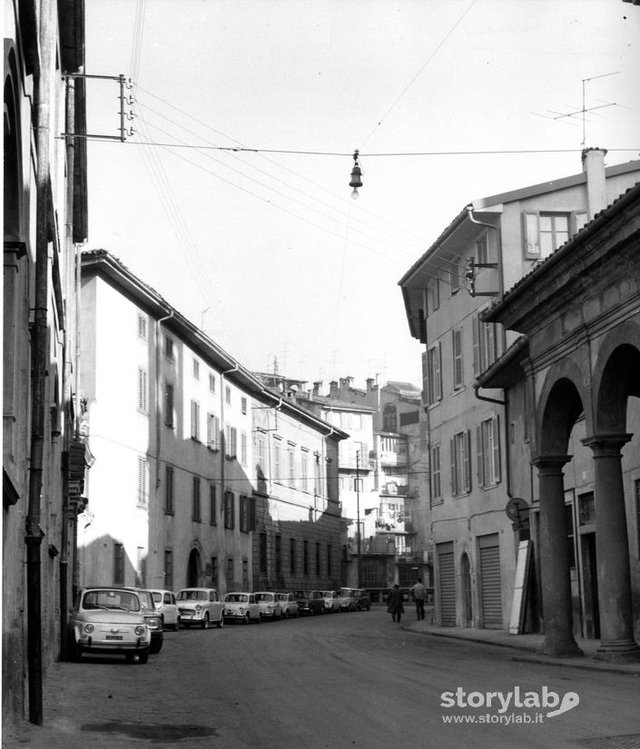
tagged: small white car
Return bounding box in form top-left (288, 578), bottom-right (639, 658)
top-left (67, 587), bottom-right (151, 663)
top-left (276, 592), bottom-right (299, 618)
top-left (254, 591), bottom-right (282, 620)
top-left (150, 589), bottom-right (180, 631)
top-left (176, 588), bottom-right (224, 629)
top-left (320, 590), bottom-right (341, 613)
top-left (223, 592), bottom-right (261, 624)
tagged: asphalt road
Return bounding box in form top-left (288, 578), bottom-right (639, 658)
top-left (12, 607), bottom-right (640, 748)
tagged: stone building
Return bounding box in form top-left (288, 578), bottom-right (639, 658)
top-left (3, 0), bottom-right (89, 727)
top-left (79, 251), bottom-right (345, 598)
top-left (399, 151), bottom-right (640, 631)
top-left (481, 182), bottom-right (640, 660)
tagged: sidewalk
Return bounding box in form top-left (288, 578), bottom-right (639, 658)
top-left (403, 616), bottom-right (640, 675)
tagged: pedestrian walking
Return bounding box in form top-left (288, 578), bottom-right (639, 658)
top-left (409, 578), bottom-right (427, 621)
top-left (386, 584), bottom-right (404, 623)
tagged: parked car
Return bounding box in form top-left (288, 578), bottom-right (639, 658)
top-left (254, 591), bottom-right (282, 620)
top-left (67, 587), bottom-right (150, 663)
top-left (352, 588), bottom-right (371, 611)
top-left (338, 587), bottom-right (358, 611)
top-left (176, 587), bottom-right (224, 629)
top-left (126, 587), bottom-right (164, 653)
top-left (223, 592), bottom-right (261, 624)
top-left (276, 592), bottom-right (299, 618)
top-left (320, 590), bottom-right (340, 613)
top-left (295, 590), bottom-right (325, 616)
top-left (150, 589), bottom-right (180, 631)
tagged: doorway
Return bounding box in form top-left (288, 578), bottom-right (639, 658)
top-left (580, 532), bottom-right (600, 639)
top-left (187, 548), bottom-right (201, 588)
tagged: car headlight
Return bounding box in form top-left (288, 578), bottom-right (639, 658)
top-left (83, 623), bottom-right (94, 634)
top-left (239, 607), bottom-right (245, 615)
top-left (148, 617), bottom-right (162, 630)
top-left (195, 604), bottom-right (202, 613)
top-left (135, 625), bottom-right (145, 636)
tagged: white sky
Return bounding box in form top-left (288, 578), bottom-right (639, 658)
top-left (84, 0), bottom-right (640, 388)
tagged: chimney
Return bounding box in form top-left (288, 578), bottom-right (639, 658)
top-left (582, 147), bottom-right (607, 219)
top-left (366, 378), bottom-right (374, 392)
top-left (313, 381), bottom-right (322, 396)
top-left (329, 380), bottom-right (338, 396)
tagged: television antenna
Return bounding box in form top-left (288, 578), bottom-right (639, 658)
top-left (552, 72), bottom-right (619, 149)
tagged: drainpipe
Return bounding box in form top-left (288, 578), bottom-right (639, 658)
top-left (27, 0), bottom-right (54, 725)
top-left (473, 383), bottom-right (512, 500)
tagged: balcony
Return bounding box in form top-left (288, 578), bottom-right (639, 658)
top-left (378, 435), bottom-right (408, 468)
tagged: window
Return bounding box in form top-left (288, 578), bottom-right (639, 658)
top-left (225, 426), bottom-right (237, 458)
top-left (301, 449), bottom-right (308, 491)
top-left (451, 431), bottom-right (472, 496)
top-left (137, 368), bottom-right (148, 412)
top-left (259, 533), bottom-right (268, 574)
top-left (191, 400), bottom-right (200, 440)
top-left (327, 544), bottom-right (332, 576)
top-left (137, 456), bottom-right (148, 506)
top-left (137, 313), bottom-right (147, 340)
top-left (114, 543), bottom-right (125, 585)
top-left (240, 494), bottom-right (252, 533)
top-left (240, 432), bottom-right (248, 466)
top-left (290, 538), bottom-right (296, 575)
top-left (450, 258), bottom-right (461, 294)
top-left (224, 490), bottom-right (235, 529)
top-left (192, 476), bottom-right (201, 522)
top-left (164, 335), bottom-right (174, 360)
top-left (193, 358), bottom-right (200, 379)
top-left (431, 444), bottom-right (442, 501)
top-left (399, 410), bottom-right (419, 426)
top-left (477, 415), bottom-right (501, 488)
top-left (427, 343), bottom-right (442, 405)
top-left (207, 413), bottom-right (220, 450)
top-left (314, 455), bottom-right (321, 496)
top-left (288, 445), bottom-right (295, 487)
top-left (256, 431), bottom-right (266, 473)
top-left (472, 314), bottom-right (499, 376)
top-left (165, 466), bottom-right (174, 514)
top-left (303, 540), bottom-right (309, 576)
top-left (226, 558), bottom-right (234, 590)
top-left (475, 234), bottom-right (488, 264)
top-left (635, 480), bottom-right (640, 559)
top-left (225, 386), bottom-right (231, 405)
top-left (452, 328), bottom-right (464, 390)
top-left (274, 439), bottom-right (281, 483)
top-left (383, 404), bottom-right (397, 432)
top-left (429, 278), bottom-right (440, 312)
top-left (316, 543), bottom-right (321, 575)
top-left (275, 535), bottom-right (282, 574)
top-left (209, 483), bottom-right (217, 525)
top-left (209, 373), bottom-right (216, 392)
top-left (164, 550), bottom-right (173, 590)
top-left (241, 397), bottom-right (247, 415)
top-left (523, 211), bottom-right (574, 259)
top-left (164, 384), bottom-right (174, 427)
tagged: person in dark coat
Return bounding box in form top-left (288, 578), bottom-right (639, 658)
top-left (386, 584), bottom-right (404, 622)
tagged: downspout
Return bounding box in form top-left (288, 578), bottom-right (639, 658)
top-left (59, 74), bottom-right (76, 663)
top-left (473, 384), bottom-right (512, 500)
top-left (27, 0), bottom-right (54, 725)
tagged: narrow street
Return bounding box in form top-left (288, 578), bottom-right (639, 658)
top-left (11, 607), bottom-right (640, 749)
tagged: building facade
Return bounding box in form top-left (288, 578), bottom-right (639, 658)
top-left (3, 0), bottom-right (88, 727)
top-left (481, 183), bottom-right (640, 659)
top-left (79, 251), bottom-right (346, 599)
top-left (399, 151), bottom-right (640, 631)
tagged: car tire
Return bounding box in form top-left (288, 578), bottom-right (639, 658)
top-left (243, 614), bottom-right (250, 625)
top-left (69, 637), bottom-right (82, 662)
top-left (150, 638), bottom-right (163, 655)
top-left (254, 614), bottom-right (261, 624)
top-left (216, 616), bottom-right (224, 629)
top-left (138, 649), bottom-right (149, 665)
top-left (201, 613), bottom-right (210, 630)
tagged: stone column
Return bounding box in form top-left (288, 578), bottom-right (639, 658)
top-left (533, 456), bottom-right (583, 657)
top-left (583, 434), bottom-right (640, 661)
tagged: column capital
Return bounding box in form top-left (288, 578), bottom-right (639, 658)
top-left (531, 454), bottom-right (572, 473)
top-left (582, 433), bottom-right (633, 456)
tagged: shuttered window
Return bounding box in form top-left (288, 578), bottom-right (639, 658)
top-left (452, 328), bottom-right (464, 390)
top-left (450, 430), bottom-right (471, 496)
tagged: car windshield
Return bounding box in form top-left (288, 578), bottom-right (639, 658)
top-left (151, 592), bottom-right (162, 603)
top-left (82, 590), bottom-right (141, 612)
top-left (340, 589), bottom-right (355, 597)
top-left (225, 593), bottom-right (248, 603)
top-left (255, 594), bottom-right (273, 602)
top-left (321, 591), bottom-right (334, 597)
top-left (135, 591), bottom-right (154, 608)
top-left (177, 590), bottom-right (208, 601)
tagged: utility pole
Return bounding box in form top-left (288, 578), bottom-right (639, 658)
top-left (356, 450), bottom-right (362, 588)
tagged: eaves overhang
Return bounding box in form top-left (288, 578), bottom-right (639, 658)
top-left (476, 335), bottom-right (528, 390)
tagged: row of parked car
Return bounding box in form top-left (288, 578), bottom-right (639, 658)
top-left (67, 585), bottom-right (371, 664)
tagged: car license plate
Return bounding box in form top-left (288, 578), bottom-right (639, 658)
top-left (105, 635), bottom-right (123, 640)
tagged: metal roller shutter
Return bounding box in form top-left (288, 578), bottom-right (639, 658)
top-left (437, 543), bottom-right (456, 627)
top-left (478, 534), bottom-right (502, 629)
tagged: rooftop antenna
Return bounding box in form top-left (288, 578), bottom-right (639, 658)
top-left (552, 72), bottom-right (619, 148)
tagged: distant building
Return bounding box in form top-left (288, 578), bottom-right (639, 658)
top-left (79, 251), bottom-right (346, 599)
top-left (399, 151), bottom-right (640, 632)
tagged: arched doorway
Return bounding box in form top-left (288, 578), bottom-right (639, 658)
top-left (461, 552), bottom-right (472, 627)
top-left (187, 548), bottom-right (201, 588)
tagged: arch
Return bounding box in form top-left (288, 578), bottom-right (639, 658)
top-left (186, 547), bottom-right (202, 588)
top-left (460, 551), bottom-right (473, 627)
top-left (4, 47), bottom-right (22, 242)
top-left (592, 322), bottom-right (640, 434)
top-left (536, 358), bottom-right (588, 456)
